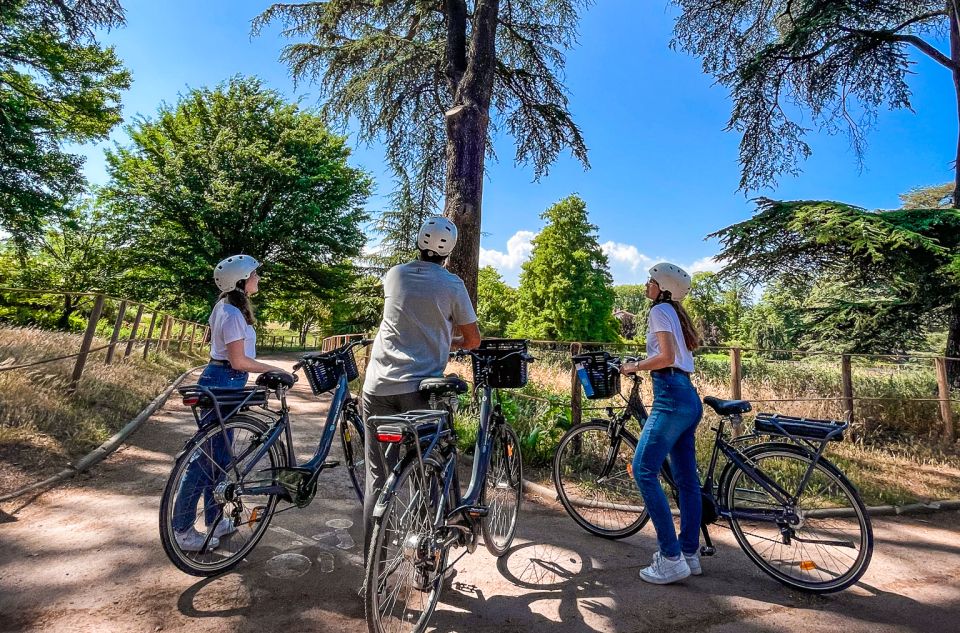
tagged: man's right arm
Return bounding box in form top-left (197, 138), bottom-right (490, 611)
top-left (452, 322), bottom-right (481, 350)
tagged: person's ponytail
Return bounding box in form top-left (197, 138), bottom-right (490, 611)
top-left (653, 293), bottom-right (700, 351)
top-left (221, 279), bottom-right (256, 325)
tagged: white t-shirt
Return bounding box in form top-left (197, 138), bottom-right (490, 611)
top-left (646, 303), bottom-right (695, 373)
top-left (209, 300), bottom-right (257, 362)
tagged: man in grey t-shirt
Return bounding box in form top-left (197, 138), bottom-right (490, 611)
top-left (361, 217), bottom-right (481, 552)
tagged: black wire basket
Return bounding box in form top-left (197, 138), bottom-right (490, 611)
top-left (301, 347), bottom-right (360, 395)
top-left (471, 339), bottom-right (529, 388)
top-left (572, 351), bottom-right (620, 400)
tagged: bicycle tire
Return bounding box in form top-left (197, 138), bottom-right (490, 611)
top-left (340, 410), bottom-right (365, 501)
top-left (159, 415), bottom-right (284, 576)
top-left (482, 423), bottom-right (522, 556)
top-left (721, 442), bottom-right (873, 593)
top-left (365, 455), bottom-right (446, 633)
top-left (552, 421), bottom-right (649, 539)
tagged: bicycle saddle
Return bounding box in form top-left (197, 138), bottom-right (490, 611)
top-left (418, 376), bottom-right (469, 395)
top-left (256, 370), bottom-right (296, 390)
top-left (703, 396), bottom-right (752, 415)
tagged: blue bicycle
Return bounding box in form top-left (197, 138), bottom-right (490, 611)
top-left (364, 340), bottom-right (533, 633)
top-left (158, 338), bottom-right (371, 576)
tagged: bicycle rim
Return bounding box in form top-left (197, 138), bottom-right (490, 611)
top-left (159, 415), bottom-right (282, 576)
top-left (725, 443), bottom-right (873, 593)
top-left (553, 422), bottom-right (648, 538)
top-left (482, 425), bottom-right (522, 556)
top-left (365, 459), bottom-right (444, 633)
top-left (341, 412), bottom-right (365, 501)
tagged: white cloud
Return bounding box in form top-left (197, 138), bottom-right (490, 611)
top-left (479, 230), bottom-right (536, 271)
top-left (601, 241), bottom-right (653, 272)
top-left (688, 256), bottom-right (723, 274)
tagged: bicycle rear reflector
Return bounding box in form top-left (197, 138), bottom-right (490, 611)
top-left (800, 561), bottom-right (817, 571)
top-left (377, 431), bottom-right (404, 443)
top-left (182, 395), bottom-right (200, 406)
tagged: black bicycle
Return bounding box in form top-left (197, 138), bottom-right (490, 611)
top-left (553, 351), bottom-right (873, 594)
top-left (364, 339), bottom-right (532, 633)
top-left (158, 338), bottom-right (371, 576)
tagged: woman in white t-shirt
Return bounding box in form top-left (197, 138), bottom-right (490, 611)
top-left (620, 263), bottom-right (704, 585)
top-left (172, 255), bottom-right (286, 552)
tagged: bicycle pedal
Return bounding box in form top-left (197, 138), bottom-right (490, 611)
top-left (323, 460), bottom-right (340, 469)
top-left (465, 505), bottom-right (488, 518)
top-left (700, 546), bottom-right (716, 557)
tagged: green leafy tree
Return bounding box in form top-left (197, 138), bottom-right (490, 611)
top-left (1, 0), bottom-right (130, 245)
top-left (683, 272), bottom-right (727, 346)
top-left (101, 76), bottom-right (371, 318)
top-left (900, 183), bottom-right (954, 209)
top-left (742, 281), bottom-right (806, 355)
top-left (612, 284), bottom-right (649, 341)
top-left (673, 1), bottom-right (960, 203)
top-left (254, 0), bottom-right (591, 300)
top-left (510, 196), bottom-right (618, 342)
top-left (711, 198), bottom-right (960, 381)
top-left (476, 266), bottom-right (517, 337)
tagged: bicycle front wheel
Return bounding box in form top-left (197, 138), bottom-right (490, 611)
top-left (552, 421), bottom-right (648, 538)
top-left (340, 411), bottom-right (365, 501)
top-left (723, 442), bottom-right (873, 593)
top-left (482, 424), bottom-right (522, 556)
top-left (159, 415), bottom-right (284, 576)
top-left (365, 457), bottom-right (445, 633)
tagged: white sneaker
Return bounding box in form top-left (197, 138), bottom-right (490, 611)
top-left (683, 552), bottom-right (702, 576)
top-left (211, 516), bottom-right (237, 539)
top-left (175, 528), bottom-right (220, 552)
top-left (639, 551), bottom-right (691, 585)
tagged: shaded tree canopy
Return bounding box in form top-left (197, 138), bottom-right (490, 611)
top-left (510, 195), bottom-right (618, 342)
top-left (254, 0), bottom-right (592, 299)
top-left (101, 76), bottom-right (371, 318)
top-left (476, 265), bottom-right (517, 337)
top-left (672, 1), bottom-right (960, 201)
top-left (0, 0), bottom-right (130, 245)
top-left (711, 198), bottom-right (960, 369)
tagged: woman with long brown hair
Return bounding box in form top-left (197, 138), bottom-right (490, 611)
top-left (620, 263), bottom-right (704, 584)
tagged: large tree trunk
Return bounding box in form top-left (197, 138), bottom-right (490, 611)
top-left (952, 5), bottom-right (960, 207)
top-left (442, 0), bottom-right (499, 307)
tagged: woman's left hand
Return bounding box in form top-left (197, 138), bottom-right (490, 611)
top-left (620, 362), bottom-right (638, 376)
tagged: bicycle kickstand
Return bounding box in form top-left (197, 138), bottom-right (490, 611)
top-left (700, 524), bottom-right (716, 557)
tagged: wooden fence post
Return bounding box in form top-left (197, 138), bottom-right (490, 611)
top-left (189, 322), bottom-right (197, 352)
top-left (143, 311), bottom-right (159, 359)
top-left (70, 294), bottom-right (105, 391)
top-left (124, 304), bottom-right (144, 358)
top-left (935, 357), bottom-right (955, 444)
top-left (105, 300), bottom-right (127, 365)
top-left (570, 342), bottom-right (583, 427)
top-left (202, 326), bottom-right (209, 349)
top-left (730, 346), bottom-right (743, 400)
top-left (176, 320), bottom-right (187, 352)
top-left (841, 354), bottom-right (855, 436)
top-left (162, 315), bottom-right (173, 351)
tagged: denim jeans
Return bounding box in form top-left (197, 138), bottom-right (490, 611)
top-left (171, 363), bottom-right (248, 532)
top-left (632, 371), bottom-right (703, 558)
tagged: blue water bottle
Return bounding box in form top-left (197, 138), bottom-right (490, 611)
top-left (575, 361), bottom-right (594, 398)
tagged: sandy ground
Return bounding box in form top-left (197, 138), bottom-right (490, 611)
top-left (2, 357), bottom-right (959, 633)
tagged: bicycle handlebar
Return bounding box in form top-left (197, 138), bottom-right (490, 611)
top-left (292, 337), bottom-right (374, 372)
top-left (450, 348), bottom-right (535, 365)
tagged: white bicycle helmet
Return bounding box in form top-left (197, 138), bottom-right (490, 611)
top-left (214, 254), bottom-right (260, 293)
top-left (416, 217), bottom-right (458, 257)
top-left (649, 262), bottom-right (692, 300)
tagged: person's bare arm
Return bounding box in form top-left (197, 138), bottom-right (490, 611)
top-left (225, 340), bottom-right (287, 374)
top-left (451, 322), bottom-right (481, 351)
top-left (621, 331), bottom-right (675, 374)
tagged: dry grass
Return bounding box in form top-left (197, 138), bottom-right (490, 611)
top-left (0, 326), bottom-right (204, 477)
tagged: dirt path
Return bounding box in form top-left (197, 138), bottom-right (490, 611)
top-left (2, 357), bottom-right (959, 633)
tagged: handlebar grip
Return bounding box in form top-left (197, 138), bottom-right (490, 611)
top-left (361, 338), bottom-right (374, 346)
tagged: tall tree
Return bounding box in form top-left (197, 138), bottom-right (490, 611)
top-left (900, 182), bottom-right (954, 208)
top-left (476, 265), bottom-right (517, 336)
top-left (254, 0), bottom-right (591, 301)
top-left (711, 198), bottom-right (960, 381)
top-left (673, 1), bottom-right (960, 203)
top-left (101, 76), bottom-right (371, 318)
top-left (510, 195), bottom-right (618, 342)
top-left (0, 0), bottom-right (130, 245)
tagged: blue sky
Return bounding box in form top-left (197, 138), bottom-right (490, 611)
top-left (78, 1), bottom-right (957, 286)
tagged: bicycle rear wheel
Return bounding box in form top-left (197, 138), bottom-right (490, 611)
top-left (159, 415), bottom-right (284, 576)
top-left (482, 424), bottom-right (522, 556)
top-left (340, 410), bottom-right (365, 501)
top-left (365, 457), bottom-right (445, 633)
top-left (723, 442), bottom-right (873, 593)
top-left (552, 421), bottom-right (648, 538)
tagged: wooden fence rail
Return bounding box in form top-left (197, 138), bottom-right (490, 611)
top-left (0, 288), bottom-right (210, 390)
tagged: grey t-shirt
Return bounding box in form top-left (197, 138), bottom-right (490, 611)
top-left (363, 261), bottom-right (478, 396)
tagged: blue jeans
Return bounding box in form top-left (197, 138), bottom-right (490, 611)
top-left (632, 371), bottom-right (703, 558)
top-left (172, 363), bottom-right (248, 532)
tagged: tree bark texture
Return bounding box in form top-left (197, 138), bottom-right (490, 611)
top-left (951, 4), bottom-right (960, 206)
top-left (442, 0), bottom-right (500, 306)
top-left (946, 301), bottom-right (960, 387)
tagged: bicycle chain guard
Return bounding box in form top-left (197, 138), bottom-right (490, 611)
top-left (276, 467), bottom-right (319, 508)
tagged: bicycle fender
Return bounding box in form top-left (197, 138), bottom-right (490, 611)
top-left (373, 471), bottom-right (401, 518)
